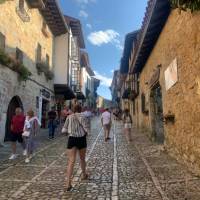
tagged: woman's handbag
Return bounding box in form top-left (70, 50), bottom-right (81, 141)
top-left (22, 130), bottom-right (30, 137)
top-left (75, 114), bottom-right (88, 136)
top-left (61, 127), bottom-right (68, 134)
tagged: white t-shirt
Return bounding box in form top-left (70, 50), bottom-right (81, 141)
top-left (101, 111), bottom-right (111, 125)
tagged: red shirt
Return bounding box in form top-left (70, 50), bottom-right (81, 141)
top-left (11, 114), bottom-right (25, 134)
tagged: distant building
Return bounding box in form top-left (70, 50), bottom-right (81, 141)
top-left (96, 96), bottom-right (112, 109)
top-left (64, 15), bottom-right (85, 101)
top-left (80, 51), bottom-right (100, 108)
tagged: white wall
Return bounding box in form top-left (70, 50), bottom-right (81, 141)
top-left (54, 33), bottom-right (69, 85)
top-left (81, 67), bottom-right (92, 96)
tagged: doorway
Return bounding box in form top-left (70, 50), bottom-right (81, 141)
top-left (150, 84), bottom-right (164, 143)
top-left (41, 98), bottom-right (49, 128)
top-left (5, 96), bottom-right (23, 141)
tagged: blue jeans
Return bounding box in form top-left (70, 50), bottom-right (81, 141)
top-left (48, 120), bottom-right (56, 138)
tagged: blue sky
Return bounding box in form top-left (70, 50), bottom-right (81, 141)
top-left (60, 0), bottom-right (148, 100)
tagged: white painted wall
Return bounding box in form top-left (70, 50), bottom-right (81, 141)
top-left (81, 67), bottom-right (92, 96)
top-left (54, 33), bottom-right (69, 85)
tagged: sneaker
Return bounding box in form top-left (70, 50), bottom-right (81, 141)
top-left (23, 150), bottom-right (27, 156)
top-left (25, 158), bottom-right (30, 163)
top-left (9, 154), bottom-right (17, 160)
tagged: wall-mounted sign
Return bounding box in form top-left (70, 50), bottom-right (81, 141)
top-left (165, 58), bottom-right (178, 91)
top-left (41, 89), bottom-right (50, 99)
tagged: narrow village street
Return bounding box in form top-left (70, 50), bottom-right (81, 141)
top-left (0, 117), bottom-right (200, 200)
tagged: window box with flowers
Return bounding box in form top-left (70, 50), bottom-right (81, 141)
top-left (170, 0), bottom-right (200, 12)
top-left (0, 49), bottom-right (32, 81)
top-left (36, 62), bottom-right (54, 81)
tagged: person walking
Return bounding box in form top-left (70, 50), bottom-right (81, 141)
top-left (9, 107), bottom-right (26, 160)
top-left (62, 104), bottom-right (88, 191)
top-left (83, 107), bottom-right (92, 135)
top-left (101, 108), bottom-right (112, 142)
top-left (48, 107), bottom-right (57, 139)
top-left (123, 109), bottom-right (133, 144)
top-left (23, 109), bottom-right (40, 163)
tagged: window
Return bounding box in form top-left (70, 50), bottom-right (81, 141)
top-left (19, 0), bottom-right (25, 11)
top-left (36, 43), bottom-right (42, 63)
top-left (46, 54), bottom-right (49, 66)
top-left (133, 100), bottom-right (136, 115)
top-left (0, 32), bottom-right (5, 50)
top-left (16, 0), bottom-right (30, 22)
top-left (16, 48), bottom-right (23, 64)
top-left (141, 93), bottom-right (146, 113)
top-left (42, 21), bottom-right (49, 37)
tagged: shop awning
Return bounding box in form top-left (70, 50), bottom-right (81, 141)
top-left (54, 84), bottom-right (75, 100)
top-left (76, 91), bottom-right (86, 100)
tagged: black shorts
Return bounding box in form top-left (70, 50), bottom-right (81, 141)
top-left (10, 132), bottom-right (23, 143)
top-left (67, 135), bottom-right (87, 150)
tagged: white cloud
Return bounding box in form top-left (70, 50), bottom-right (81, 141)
top-left (87, 29), bottom-right (122, 50)
top-left (110, 69), bottom-right (114, 73)
top-left (86, 23), bottom-right (92, 29)
top-left (79, 10), bottom-right (88, 18)
top-left (94, 71), bottom-right (112, 87)
top-left (74, 0), bottom-right (96, 5)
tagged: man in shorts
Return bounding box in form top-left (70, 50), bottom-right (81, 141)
top-left (9, 107), bottom-right (26, 160)
top-left (101, 108), bottom-right (112, 142)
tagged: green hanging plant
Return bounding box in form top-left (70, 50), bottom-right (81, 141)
top-left (0, 49), bottom-right (32, 81)
top-left (170, 0), bottom-right (200, 12)
top-left (36, 62), bottom-right (54, 80)
top-left (0, 0), bottom-right (6, 4)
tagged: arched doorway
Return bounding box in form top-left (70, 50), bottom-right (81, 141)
top-left (150, 84), bottom-right (164, 143)
top-left (4, 96), bottom-right (23, 141)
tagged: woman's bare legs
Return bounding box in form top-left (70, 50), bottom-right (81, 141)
top-left (124, 128), bottom-right (132, 144)
top-left (79, 148), bottom-right (87, 178)
top-left (66, 147), bottom-right (77, 187)
top-left (128, 128), bottom-right (132, 142)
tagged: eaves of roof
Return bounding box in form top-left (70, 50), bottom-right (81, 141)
top-left (130, 0), bottom-right (171, 74)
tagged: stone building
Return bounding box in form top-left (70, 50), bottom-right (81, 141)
top-left (110, 70), bottom-right (121, 108)
top-left (0, 0), bottom-right (68, 142)
top-left (127, 0), bottom-right (200, 174)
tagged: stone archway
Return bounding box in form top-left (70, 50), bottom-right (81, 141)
top-left (149, 84), bottom-right (164, 143)
top-left (4, 96), bottom-right (23, 141)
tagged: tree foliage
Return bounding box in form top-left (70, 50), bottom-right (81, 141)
top-left (170, 0), bottom-right (200, 12)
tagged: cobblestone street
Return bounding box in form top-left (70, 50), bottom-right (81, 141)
top-left (0, 117), bottom-right (200, 200)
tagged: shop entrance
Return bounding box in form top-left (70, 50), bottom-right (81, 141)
top-left (5, 96), bottom-right (23, 141)
top-left (41, 99), bottom-right (49, 128)
top-left (150, 84), bottom-right (164, 143)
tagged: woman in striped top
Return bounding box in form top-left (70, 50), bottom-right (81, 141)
top-left (62, 104), bottom-right (88, 191)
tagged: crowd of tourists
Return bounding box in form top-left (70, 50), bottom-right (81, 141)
top-left (8, 103), bottom-right (133, 191)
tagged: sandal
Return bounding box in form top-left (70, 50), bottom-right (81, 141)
top-left (65, 185), bottom-right (73, 192)
top-left (81, 174), bottom-right (89, 180)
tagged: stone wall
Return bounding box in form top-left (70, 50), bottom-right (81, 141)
top-left (135, 10), bottom-right (200, 174)
top-left (0, 0), bottom-right (54, 88)
top-left (0, 1), bottom-right (55, 143)
top-left (0, 65), bottom-right (54, 143)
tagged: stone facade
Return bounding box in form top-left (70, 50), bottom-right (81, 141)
top-left (134, 10), bottom-right (200, 174)
top-left (0, 1), bottom-right (55, 142)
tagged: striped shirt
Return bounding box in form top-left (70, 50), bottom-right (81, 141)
top-left (63, 113), bottom-right (87, 137)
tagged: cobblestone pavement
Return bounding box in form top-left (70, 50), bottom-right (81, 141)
top-left (0, 118), bottom-right (200, 200)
